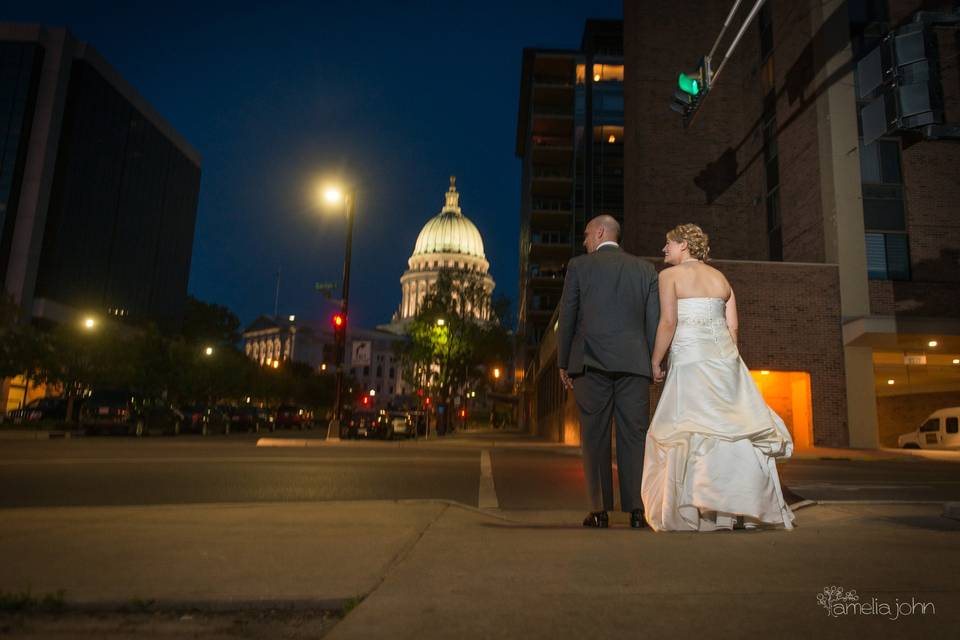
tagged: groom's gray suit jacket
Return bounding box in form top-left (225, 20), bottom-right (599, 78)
top-left (557, 244), bottom-right (660, 377)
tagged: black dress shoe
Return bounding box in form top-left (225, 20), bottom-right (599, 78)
top-left (582, 511), bottom-right (609, 528)
top-left (630, 509), bottom-right (647, 528)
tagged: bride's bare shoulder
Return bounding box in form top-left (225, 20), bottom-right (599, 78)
top-left (659, 265), bottom-right (680, 279)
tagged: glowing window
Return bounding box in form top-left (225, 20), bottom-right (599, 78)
top-left (592, 64), bottom-right (624, 83)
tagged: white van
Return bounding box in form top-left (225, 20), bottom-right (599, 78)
top-left (897, 407), bottom-right (960, 450)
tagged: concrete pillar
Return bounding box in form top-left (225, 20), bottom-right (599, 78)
top-left (811, 0), bottom-right (878, 448)
top-left (845, 347), bottom-right (880, 448)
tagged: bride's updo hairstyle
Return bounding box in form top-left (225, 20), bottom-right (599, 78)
top-left (667, 223), bottom-right (710, 261)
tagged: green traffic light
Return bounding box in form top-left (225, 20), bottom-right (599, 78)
top-left (678, 72), bottom-right (700, 96)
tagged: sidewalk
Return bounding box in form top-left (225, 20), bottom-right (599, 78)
top-left (2, 500), bottom-right (958, 638)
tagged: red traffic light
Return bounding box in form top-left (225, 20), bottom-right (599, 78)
top-left (417, 388), bottom-right (424, 397)
top-left (332, 313), bottom-right (345, 328)
top-left (459, 409), bottom-right (466, 418)
top-left (361, 396), bottom-right (369, 406)
top-left (424, 397), bottom-right (431, 406)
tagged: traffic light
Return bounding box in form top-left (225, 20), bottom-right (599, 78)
top-left (361, 395), bottom-right (369, 406)
top-left (424, 397), bottom-right (431, 406)
top-left (331, 312), bottom-right (346, 344)
top-left (669, 59), bottom-right (710, 128)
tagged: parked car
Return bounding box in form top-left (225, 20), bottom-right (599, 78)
top-left (80, 390), bottom-right (183, 437)
top-left (898, 408), bottom-right (960, 449)
top-left (275, 405), bottom-right (314, 430)
top-left (381, 412), bottom-right (415, 440)
top-left (179, 404), bottom-right (230, 436)
top-left (227, 405), bottom-right (270, 433)
top-left (344, 411), bottom-right (377, 439)
top-left (6, 397), bottom-right (67, 425)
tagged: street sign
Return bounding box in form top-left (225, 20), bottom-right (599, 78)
top-left (904, 355), bottom-right (927, 366)
top-left (351, 341), bottom-right (371, 367)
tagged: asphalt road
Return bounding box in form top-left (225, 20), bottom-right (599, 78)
top-left (1, 435), bottom-right (959, 510)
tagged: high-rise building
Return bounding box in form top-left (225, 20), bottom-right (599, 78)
top-left (0, 24), bottom-right (201, 333)
top-left (516, 20), bottom-right (623, 362)
top-left (523, 1), bottom-right (960, 450)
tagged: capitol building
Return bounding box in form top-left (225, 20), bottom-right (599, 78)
top-left (384, 176), bottom-right (495, 331)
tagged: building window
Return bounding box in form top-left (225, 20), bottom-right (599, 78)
top-left (389, 367), bottom-right (395, 379)
top-left (865, 233), bottom-right (910, 280)
top-left (860, 139), bottom-right (909, 280)
top-left (532, 231), bottom-right (569, 245)
top-left (363, 366), bottom-right (370, 376)
top-left (376, 365), bottom-right (382, 378)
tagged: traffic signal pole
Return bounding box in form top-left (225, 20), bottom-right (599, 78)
top-left (671, 0), bottom-right (768, 127)
top-left (328, 193), bottom-right (355, 441)
top-left (709, 0), bottom-right (768, 89)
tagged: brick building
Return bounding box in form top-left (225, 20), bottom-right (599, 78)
top-left (522, 0), bottom-right (960, 449)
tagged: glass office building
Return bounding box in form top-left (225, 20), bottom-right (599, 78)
top-left (0, 25), bottom-right (201, 333)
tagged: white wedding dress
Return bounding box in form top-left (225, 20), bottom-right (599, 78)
top-left (641, 297), bottom-right (796, 532)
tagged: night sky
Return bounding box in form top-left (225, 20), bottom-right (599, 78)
top-left (8, 1), bottom-right (622, 331)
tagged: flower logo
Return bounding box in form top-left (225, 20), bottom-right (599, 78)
top-left (817, 586), bottom-right (860, 615)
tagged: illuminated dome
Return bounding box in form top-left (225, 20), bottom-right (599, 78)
top-left (412, 177), bottom-right (486, 259)
top-left (388, 176), bottom-right (495, 326)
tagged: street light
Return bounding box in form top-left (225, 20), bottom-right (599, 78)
top-left (83, 317), bottom-right (96, 330)
top-left (436, 318), bottom-right (445, 326)
top-left (204, 346), bottom-right (214, 356)
top-left (320, 181), bottom-right (357, 441)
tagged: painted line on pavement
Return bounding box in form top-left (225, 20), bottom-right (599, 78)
top-left (478, 449), bottom-right (499, 509)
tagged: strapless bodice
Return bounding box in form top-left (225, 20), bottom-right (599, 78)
top-left (677, 297), bottom-right (727, 324)
top-left (672, 297), bottom-right (736, 364)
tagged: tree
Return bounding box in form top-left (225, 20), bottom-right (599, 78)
top-left (397, 268), bottom-right (512, 430)
top-left (180, 295), bottom-right (242, 348)
top-left (0, 293), bottom-right (46, 385)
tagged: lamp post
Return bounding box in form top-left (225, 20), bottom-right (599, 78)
top-left (322, 185), bottom-right (356, 441)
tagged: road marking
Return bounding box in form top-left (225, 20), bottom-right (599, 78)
top-left (791, 483), bottom-right (936, 491)
top-left (478, 450), bottom-right (499, 509)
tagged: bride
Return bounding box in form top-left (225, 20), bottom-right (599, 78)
top-left (640, 224), bottom-right (796, 532)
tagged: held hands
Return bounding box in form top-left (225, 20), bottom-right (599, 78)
top-left (651, 359), bottom-right (666, 383)
top-left (559, 368), bottom-right (574, 391)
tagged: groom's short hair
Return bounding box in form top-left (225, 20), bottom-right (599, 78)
top-left (594, 215), bottom-right (620, 241)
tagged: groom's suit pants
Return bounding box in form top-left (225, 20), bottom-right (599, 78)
top-left (572, 367), bottom-right (650, 513)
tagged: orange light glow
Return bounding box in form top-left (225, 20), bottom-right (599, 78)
top-left (749, 370), bottom-right (813, 451)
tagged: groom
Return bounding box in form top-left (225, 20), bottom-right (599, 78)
top-left (557, 215), bottom-right (660, 528)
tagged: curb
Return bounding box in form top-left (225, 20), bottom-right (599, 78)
top-left (15, 598), bottom-right (352, 614)
top-left (0, 430), bottom-right (73, 440)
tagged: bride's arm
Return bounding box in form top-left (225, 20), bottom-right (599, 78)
top-left (725, 288), bottom-right (739, 345)
top-left (651, 270), bottom-right (677, 378)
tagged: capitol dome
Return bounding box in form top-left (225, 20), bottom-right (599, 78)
top-left (412, 178), bottom-right (486, 259)
top-left (390, 176), bottom-right (495, 325)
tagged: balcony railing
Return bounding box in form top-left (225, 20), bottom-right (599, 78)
top-left (531, 198), bottom-right (570, 212)
top-left (532, 74), bottom-right (572, 86)
top-left (531, 135), bottom-right (571, 147)
top-left (532, 104), bottom-right (573, 116)
top-left (532, 166), bottom-right (572, 179)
